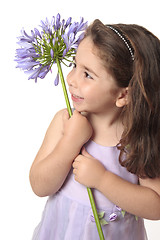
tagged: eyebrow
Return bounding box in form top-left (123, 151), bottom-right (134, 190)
top-left (74, 56), bottom-right (99, 78)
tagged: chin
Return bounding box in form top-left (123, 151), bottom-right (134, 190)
top-left (73, 104), bottom-right (83, 112)
top-left (73, 103), bottom-right (92, 114)
top-left (73, 107), bottom-right (85, 113)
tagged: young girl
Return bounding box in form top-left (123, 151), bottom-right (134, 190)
top-left (30, 19), bottom-right (160, 240)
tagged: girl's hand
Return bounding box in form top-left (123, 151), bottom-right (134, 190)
top-left (62, 110), bottom-right (93, 148)
top-left (72, 147), bottom-right (106, 189)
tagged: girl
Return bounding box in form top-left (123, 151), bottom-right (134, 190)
top-left (30, 19), bottom-right (160, 239)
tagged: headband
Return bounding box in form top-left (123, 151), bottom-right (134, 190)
top-left (107, 25), bottom-right (134, 61)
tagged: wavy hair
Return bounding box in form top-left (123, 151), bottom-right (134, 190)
top-left (85, 19), bottom-right (160, 178)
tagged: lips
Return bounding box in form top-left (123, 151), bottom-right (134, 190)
top-left (72, 94), bottom-right (83, 99)
top-left (71, 93), bottom-right (84, 102)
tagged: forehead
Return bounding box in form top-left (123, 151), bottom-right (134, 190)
top-left (77, 37), bottom-right (98, 56)
top-left (76, 37), bottom-right (116, 84)
top-left (76, 37), bottom-right (104, 70)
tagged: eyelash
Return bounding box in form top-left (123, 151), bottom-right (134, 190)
top-left (84, 71), bottom-right (93, 79)
top-left (72, 62), bottom-right (93, 79)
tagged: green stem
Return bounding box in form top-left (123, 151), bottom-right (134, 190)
top-left (56, 58), bottom-right (105, 240)
top-left (87, 188), bottom-right (105, 239)
top-left (56, 58), bottom-right (72, 117)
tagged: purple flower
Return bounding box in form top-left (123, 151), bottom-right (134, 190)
top-left (34, 28), bottom-right (41, 38)
top-left (90, 215), bottom-right (95, 222)
top-left (109, 213), bottom-right (117, 222)
top-left (55, 13), bottom-right (61, 30)
top-left (54, 73), bottom-right (59, 86)
top-left (65, 17), bottom-right (72, 29)
top-left (63, 49), bottom-right (67, 58)
top-left (50, 49), bottom-right (54, 58)
top-left (15, 13), bottom-right (87, 84)
top-left (116, 206), bottom-right (122, 212)
top-left (51, 16), bottom-right (55, 28)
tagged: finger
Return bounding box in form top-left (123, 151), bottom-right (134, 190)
top-left (72, 161), bottom-right (76, 168)
top-left (72, 159), bottom-right (79, 169)
top-left (81, 147), bottom-right (93, 159)
top-left (73, 109), bottom-right (81, 117)
top-left (73, 168), bottom-right (77, 175)
top-left (73, 109), bottom-right (78, 115)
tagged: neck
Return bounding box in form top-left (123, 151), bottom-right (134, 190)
top-left (85, 109), bottom-right (124, 147)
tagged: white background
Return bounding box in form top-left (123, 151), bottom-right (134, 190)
top-left (0, 0), bottom-right (160, 239)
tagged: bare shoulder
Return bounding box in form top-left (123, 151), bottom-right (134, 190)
top-left (34, 108), bottom-right (66, 163)
top-left (46, 108), bottom-right (66, 138)
top-left (139, 177), bottom-right (160, 196)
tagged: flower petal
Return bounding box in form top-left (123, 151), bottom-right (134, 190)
top-left (50, 49), bottom-right (54, 58)
top-left (54, 73), bottom-right (59, 86)
top-left (109, 213), bottom-right (117, 222)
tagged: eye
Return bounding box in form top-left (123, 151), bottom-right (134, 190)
top-left (84, 71), bottom-right (93, 79)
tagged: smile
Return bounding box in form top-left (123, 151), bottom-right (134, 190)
top-left (71, 94), bottom-right (84, 102)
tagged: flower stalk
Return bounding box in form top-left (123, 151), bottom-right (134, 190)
top-left (56, 59), bottom-right (72, 117)
top-left (56, 58), bottom-right (104, 240)
top-left (87, 188), bottom-right (105, 239)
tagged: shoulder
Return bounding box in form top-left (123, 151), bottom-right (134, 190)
top-left (50, 108), bottom-right (66, 125)
top-left (46, 108), bottom-right (66, 138)
top-left (34, 109), bottom-right (67, 162)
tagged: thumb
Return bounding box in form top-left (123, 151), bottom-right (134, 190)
top-left (81, 147), bottom-right (93, 159)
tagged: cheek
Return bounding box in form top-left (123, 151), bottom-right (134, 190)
top-left (81, 85), bottom-right (95, 99)
top-left (109, 86), bottom-right (120, 96)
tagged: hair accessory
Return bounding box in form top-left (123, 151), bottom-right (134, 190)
top-left (107, 25), bottom-right (134, 61)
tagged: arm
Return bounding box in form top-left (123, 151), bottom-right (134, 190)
top-left (29, 110), bottom-right (92, 197)
top-left (73, 148), bottom-right (160, 220)
top-left (98, 172), bottom-right (160, 220)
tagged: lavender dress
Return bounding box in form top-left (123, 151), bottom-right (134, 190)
top-left (32, 141), bottom-right (147, 240)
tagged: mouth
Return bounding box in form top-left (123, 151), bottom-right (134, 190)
top-left (71, 94), bottom-right (84, 102)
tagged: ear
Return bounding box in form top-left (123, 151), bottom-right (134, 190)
top-left (116, 87), bottom-right (129, 108)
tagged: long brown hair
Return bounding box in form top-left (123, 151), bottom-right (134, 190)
top-left (85, 19), bottom-right (160, 178)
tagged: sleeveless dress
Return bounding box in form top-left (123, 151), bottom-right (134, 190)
top-left (32, 140), bottom-right (147, 240)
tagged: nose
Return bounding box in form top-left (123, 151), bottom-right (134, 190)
top-left (67, 69), bottom-right (77, 88)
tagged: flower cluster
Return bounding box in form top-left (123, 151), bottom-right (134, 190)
top-left (90, 205), bottom-right (138, 227)
top-left (15, 13), bottom-right (87, 84)
top-left (90, 206), bottom-right (127, 226)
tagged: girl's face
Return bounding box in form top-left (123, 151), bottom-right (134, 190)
top-left (67, 37), bottom-right (122, 114)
